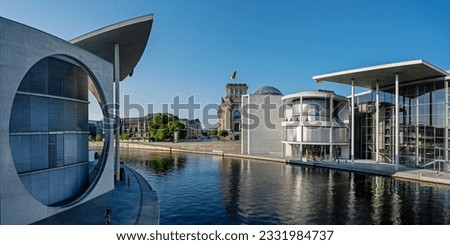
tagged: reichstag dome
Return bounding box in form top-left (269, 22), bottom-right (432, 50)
top-left (253, 86), bottom-right (283, 96)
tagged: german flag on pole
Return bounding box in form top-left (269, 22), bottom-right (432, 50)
top-left (230, 70), bottom-right (237, 80)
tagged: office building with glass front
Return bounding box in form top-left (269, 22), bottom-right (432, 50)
top-left (282, 90), bottom-right (350, 161)
top-left (314, 60), bottom-right (450, 172)
top-left (0, 15), bottom-right (153, 224)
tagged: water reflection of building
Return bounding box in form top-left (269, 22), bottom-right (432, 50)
top-left (314, 60), bottom-right (450, 170)
top-left (217, 157), bottom-right (422, 224)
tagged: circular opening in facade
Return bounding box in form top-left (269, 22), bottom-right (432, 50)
top-left (9, 55), bottom-right (108, 207)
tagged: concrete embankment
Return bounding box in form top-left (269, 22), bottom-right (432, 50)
top-left (116, 141), bottom-right (287, 163)
top-left (289, 159), bottom-right (450, 186)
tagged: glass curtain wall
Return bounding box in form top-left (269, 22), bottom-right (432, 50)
top-left (9, 56), bottom-right (90, 205)
top-left (284, 94), bottom-right (348, 160)
top-left (355, 80), bottom-right (448, 171)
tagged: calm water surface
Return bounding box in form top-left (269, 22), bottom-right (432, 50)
top-left (122, 149), bottom-right (450, 225)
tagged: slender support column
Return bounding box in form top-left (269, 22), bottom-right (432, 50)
top-left (415, 85), bottom-right (419, 168)
top-left (329, 94), bottom-right (334, 160)
top-left (395, 74), bottom-right (399, 170)
top-left (241, 96), bottom-right (245, 154)
top-left (114, 43), bottom-right (120, 181)
top-left (376, 82), bottom-right (380, 163)
top-left (247, 95), bottom-right (251, 154)
top-left (445, 80), bottom-right (449, 163)
top-left (282, 125), bottom-right (285, 158)
top-left (299, 97), bottom-right (303, 161)
top-left (351, 79), bottom-right (355, 164)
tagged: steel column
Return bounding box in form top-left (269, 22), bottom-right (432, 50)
top-left (395, 74), bottom-right (399, 170)
top-left (351, 79), bottom-right (355, 164)
top-left (114, 43), bottom-right (120, 181)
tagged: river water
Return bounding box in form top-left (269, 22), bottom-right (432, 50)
top-left (121, 149), bottom-right (450, 225)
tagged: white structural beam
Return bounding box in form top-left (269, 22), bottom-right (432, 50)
top-left (329, 94), bottom-right (334, 160)
top-left (375, 81), bottom-right (380, 163)
top-left (415, 85), bottom-right (419, 167)
top-left (114, 43), bottom-right (120, 181)
top-left (351, 79), bottom-right (355, 164)
top-left (247, 95), bottom-right (251, 154)
top-left (299, 97), bottom-right (303, 161)
top-left (445, 80), bottom-right (448, 164)
top-left (395, 74), bottom-right (399, 170)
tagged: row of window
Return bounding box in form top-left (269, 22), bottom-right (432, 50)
top-left (10, 134), bottom-right (88, 174)
top-left (18, 57), bottom-right (89, 101)
top-left (284, 126), bottom-right (347, 143)
top-left (10, 94), bottom-right (88, 132)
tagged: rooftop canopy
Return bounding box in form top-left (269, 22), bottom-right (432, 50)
top-left (70, 14), bottom-right (153, 81)
top-left (313, 59), bottom-right (449, 90)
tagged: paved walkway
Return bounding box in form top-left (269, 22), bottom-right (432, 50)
top-left (34, 165), bottom-right (159, 225)
top-left (289, 159), bottom-right (450, 186)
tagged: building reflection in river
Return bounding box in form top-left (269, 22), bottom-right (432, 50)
top-left (218, 157), bottom-right (449, 224)
top-left (123, 149), bottom-right (450, 224)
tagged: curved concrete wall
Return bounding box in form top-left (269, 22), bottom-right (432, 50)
top-left (0, 17), bottom-right (114, 224)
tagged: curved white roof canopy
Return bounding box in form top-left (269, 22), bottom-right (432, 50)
top-left (313, 59), bottom-right (449, 90)
top-left (70, 14), bottom-right (153, 81)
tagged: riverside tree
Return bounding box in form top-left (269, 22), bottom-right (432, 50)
top-left (148, 113), bottom-right (186, 141)
top-left (208, 129), bottom-right (217, 136)
top-left (218, 129), bottom-right (229, 139)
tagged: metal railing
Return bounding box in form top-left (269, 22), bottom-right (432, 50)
top-left (423, 159), bottom-right (450, 173)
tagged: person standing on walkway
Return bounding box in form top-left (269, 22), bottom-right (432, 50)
top-left (105, 207), bottom-right (112, 225)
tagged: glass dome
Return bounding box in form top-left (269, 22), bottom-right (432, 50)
top-left (253, 86), bottom-right (283, 96)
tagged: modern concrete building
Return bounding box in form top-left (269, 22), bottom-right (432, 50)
top-left (281, 90), bottom-right (350, 161)
top-left (241, 86), bottom-right (284, 156)
top-left (218, 83), bottom-right (248, 140)
top-left (314, 59), bottom-right (450, 171)
top-left (0, 15), bottom-right (153, 224)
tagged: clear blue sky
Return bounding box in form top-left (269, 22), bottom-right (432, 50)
top-left (2, 0), bottom-right (450, 125)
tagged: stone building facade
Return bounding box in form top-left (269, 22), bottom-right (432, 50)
top-left (218, 83), bottom-right (248, 140)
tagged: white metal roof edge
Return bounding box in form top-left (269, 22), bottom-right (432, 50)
top-left (312, 59), bottom-right (448, 82)
top-left (70, 14), bottom-right (154, 43)
top-left (421, 60), bottom-right (450, 76)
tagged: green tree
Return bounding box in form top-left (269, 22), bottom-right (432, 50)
top-left (120, 132), bottom-right (131, 140)
top-left (95, 134), bottom-right (103, 141)
top-left (208, 129), bottom-right (218, 136)
top-left (148, 113), bottom-right (188, 141)
top-left (218, 130), bottom-right (229, 139)
top-left (168, 120), bottom-right (186, 139)
top-left (148, 113), bottom-right (172, 141)
top-left (154, 125), bottom-right (169, 141)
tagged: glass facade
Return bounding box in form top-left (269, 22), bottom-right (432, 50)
top-left (355, 80), bottom-right (449, 171)
top-left (9, 56), bottom-right (90, 206)
top-left (283, 91), bottom-right (349, 160)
